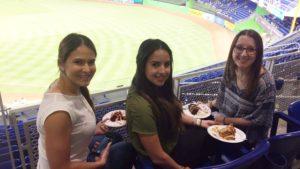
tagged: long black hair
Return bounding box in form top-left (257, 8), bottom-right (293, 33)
top-left (132, 39), bottom-right (182, 139)
top-left (58, 33), bottom-right (97, 112)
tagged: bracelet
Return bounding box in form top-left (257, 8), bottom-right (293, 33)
top-left (223, 117), bottom-right (226, 124)
top-left (192, 118), bottom-right (197, 126)
top-left (196, 119), bottom-right (202, 127)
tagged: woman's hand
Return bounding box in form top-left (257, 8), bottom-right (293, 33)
top-left (201, 120), bottom-right (219, 128)
top-left (213, 113), bottom-right (225, 123)
top-left (95, 142), bottom-right (111, 167)
top-left (95, 119), bottom-right (109, 135)
top-left (181, 166), bottom-right (191, 169)
top-left (207, 100), bottom-right (216, 108)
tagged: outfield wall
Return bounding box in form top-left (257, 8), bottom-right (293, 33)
top-left (143, 0), bottom-right (236, 31)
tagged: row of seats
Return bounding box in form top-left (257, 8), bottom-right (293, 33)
top-left (196, 0), bottom-right (256, 22)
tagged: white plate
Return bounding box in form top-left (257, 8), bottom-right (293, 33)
top-left (207, 125), bottom-right (246, 143)
top-left (102, 110), bottom-right (126, 127)
top-left (182, 102), bottom-right (211, 119)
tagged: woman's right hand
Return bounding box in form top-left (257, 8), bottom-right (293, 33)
top-left (95, 119), bottom-right (109, 135)
top-left (95, 142), bottom-right (111, 167)
top-left (182, 166), bottom-right (191, 169)
top-left (207, 100), bottom-right (215, 108)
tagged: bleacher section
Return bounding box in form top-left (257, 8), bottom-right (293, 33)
top-left (195, 0), bottom-right (256, 22)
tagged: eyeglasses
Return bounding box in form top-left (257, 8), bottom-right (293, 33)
top-left (234, 45), bottom-right (256, 55)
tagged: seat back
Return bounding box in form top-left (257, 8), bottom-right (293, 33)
top-left (197, 140), bottom-right (270, 169)
top-left (269, 111), bottom-right (300, 168)
top-left (288, 100), bottom-right (300, 132)
top-left (269, 131), bottom-right (300, 169)
top-left (275, 78), bottom-right (284, 91)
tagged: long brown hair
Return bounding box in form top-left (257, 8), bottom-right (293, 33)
top-left (58, 33), bottom-right (97, 112)
top-left (131, 39), bottom-right (182, 139)
top-left (224, 29), bottom-right (263, 98)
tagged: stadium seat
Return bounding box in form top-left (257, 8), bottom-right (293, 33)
top-left (196, 140), bottom-right (270, 169)
top-left (275, 78), bottom-right (284, 91)
top-left (0, 160), bottom-right (12, 169)
top-left (269, 112), bottom-right (300, 169)
top-left (287, 100), bottom-right (300, 132)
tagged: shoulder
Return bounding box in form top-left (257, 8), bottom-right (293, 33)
top-left (126, 90), bottom-right (154, 118)
top-left (127, 90), bottom-right (150, 107)
top-left (259, 70), bottom-right (275, 89)
top-left (38, 93), bottom-right (77, 125)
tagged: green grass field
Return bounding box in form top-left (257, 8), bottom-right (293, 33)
top-left (0, 0), bottom-right (219, 96)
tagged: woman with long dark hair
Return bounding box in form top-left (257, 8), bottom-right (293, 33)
top-left (126, 39), bottom-right (217, 169)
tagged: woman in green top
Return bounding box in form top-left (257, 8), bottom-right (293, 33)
top-left (126, 39), bottom-right (218, 169)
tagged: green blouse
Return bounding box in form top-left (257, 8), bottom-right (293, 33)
top-left (126, 88), bottom-right (178, 156)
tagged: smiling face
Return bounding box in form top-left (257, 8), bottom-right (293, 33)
top-left (232, 35), bottom-right (257, 71)
top-left (145, 49), bottom-right (171, 87)
top-left (60, 45), bottom-right (96, 88)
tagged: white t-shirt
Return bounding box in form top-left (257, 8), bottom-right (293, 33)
top-left (36, 93), bottom-right (96, 169)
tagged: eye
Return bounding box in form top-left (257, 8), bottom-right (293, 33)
top-left (235, 45), bottom-right (243, 51)
top-left (88, 59), bottom-right (95, 66)
top-left (164, 61), bottom-right (170, 68)
top-left (74, 59), bottom-right (84, 65)
top-left (152, 62), bottom-right (161, 68)
top-left (247, 48), bottom-right (256, 53)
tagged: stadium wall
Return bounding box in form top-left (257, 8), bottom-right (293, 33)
top-left (143, 0), bottom-right (236, 31)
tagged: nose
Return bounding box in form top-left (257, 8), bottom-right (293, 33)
top-left (83, 63), bottom-right (92, 72)
top-left (158, 65), bottom-right (169, 74)
top-left (241, 49), bottom-right (248, 55)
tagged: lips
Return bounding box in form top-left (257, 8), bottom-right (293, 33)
top-left (79, 74), bottom-right (93, 81)
top-left (156, 75), bottom-right (167, 82)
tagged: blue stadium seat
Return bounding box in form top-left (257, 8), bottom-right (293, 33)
top-left (287, 100), bottom-right (300, 132)
top-left (269, 112), bottom-right (300, 168)
top-left (275, 78), bottom-right (284, 91)
top-left (0, 160), bottom-right (12, 169)
top-left (196, 140), bottom-right (270, 169)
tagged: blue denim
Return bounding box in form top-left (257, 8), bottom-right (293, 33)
top-left (104, 141), bottom-right (136, 169)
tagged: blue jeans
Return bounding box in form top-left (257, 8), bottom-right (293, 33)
top-left (104, 141), bottom-right (136, 169)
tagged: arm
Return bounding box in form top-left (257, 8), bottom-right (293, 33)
top-left (181, 113), bottom-right (218, 128)
top-left (213, 113), bottom-right (252, 126)
top-left (139, 134), bottom-right (188, 169)
top-left (44, 111), bottom-right (108, 169)
top-left (213, 75), bottom-right (276, 127)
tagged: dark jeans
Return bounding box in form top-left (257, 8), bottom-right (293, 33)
top-left (104, 141), bottom-right (136, 169)
top-left (135, 126), bottom-right (216, 169)
top-left (170, 126), bottom-right (217, 168)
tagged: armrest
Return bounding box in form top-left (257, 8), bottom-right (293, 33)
top-left (270, 112), bottom-right (300, 136)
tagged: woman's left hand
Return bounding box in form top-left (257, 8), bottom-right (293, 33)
top-left (201, 120), bottom-right (219, 128)
top-left (213, 113), bottom-right (225, 123)
top-left (95, 119), bottom-right (109, 135)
